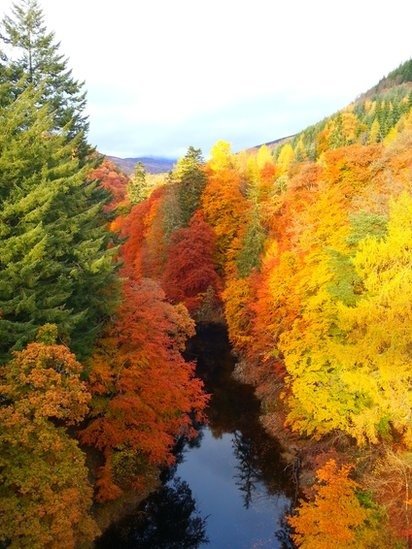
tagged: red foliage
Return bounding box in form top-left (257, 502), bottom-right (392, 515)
top-left (80, 278), bottom-right (208, 500)
top-left (162, 212), bottom-right (221, 312)
top-left (89, 159), bottom-right (129, 211)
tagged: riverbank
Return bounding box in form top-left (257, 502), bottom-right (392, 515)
top-left (95, 322), bottom-right (295, 547)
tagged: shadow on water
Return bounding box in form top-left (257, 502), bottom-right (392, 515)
top-left (96, 477), bottom-right (208, 549)
top-left (96, 323), bottom-right (294, 548)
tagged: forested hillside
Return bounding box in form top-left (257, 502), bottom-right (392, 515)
top-left (117, 60), bottom-right (412, 546)
top-left (1, 0), bottom-right (412, 547)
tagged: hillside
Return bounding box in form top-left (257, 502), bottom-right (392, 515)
top-left (2, 4), bottom-right (412, 542)
top-left (119, 58), bottom-right (412, 546)
top-left (362, 57), bottom-right (412, 97)
top-left (106, 155), bottom-right (176, 175)
top-left (253, 59), bottom-right (412, 161)
top-left (246, 133), bottom-right (296, 153)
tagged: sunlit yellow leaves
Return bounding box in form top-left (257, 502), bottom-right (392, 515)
top-left (332, 192), bottom-right (412, 445)
top-left (208, 140), bottom-right (234, 171)
top-left (276, 143), bottom-right (295, 176)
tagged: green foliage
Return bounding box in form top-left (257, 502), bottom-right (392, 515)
top-left (35, 323), bottom-right (58, 344)
top-left (0, 87), bottom-right (118, 361)
top-left (127, 161), bottom-right (149, 204)
top-left (327, 250), bottom-right (360, 306)
top-left (0, 0), bottom-right (88, 153)
top-left (371, 59), bottom-right (412, 93)
top-left (347, 212), bottom-right (387, 246)
top-left (175, 146), bottom-right (206, 226)
top-left (111, 448), bottom-right (150, 486)
top-left (161, 182), bottom-right (184, 241)
top-left (277, 70), bottom-right (412, 161)
top-left (327, 213), bottom-right (388, 306)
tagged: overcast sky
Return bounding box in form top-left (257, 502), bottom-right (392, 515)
top-left (0, 0), bottom-right (411, 158)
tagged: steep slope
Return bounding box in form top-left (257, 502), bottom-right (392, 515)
top-left (249, 59), bottom-right (412, 161)
top-left (269, 58), bottom-right (412, 162)
top-left (122, 57), bottom-right (412, 546)
top-left (362, 58), bottom-right (412, 97)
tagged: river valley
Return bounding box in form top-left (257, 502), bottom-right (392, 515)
top-left (96, 323), bottom-right (294, 548)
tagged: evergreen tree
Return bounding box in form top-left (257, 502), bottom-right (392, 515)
top-left (0, 86), bottom-right (118, 361)
top-left (0, 0), bottom-right (88, 152)
top-left (175, 146), bottom-right (206, 226)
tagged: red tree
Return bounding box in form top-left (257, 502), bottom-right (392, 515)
top-left (80, 278), bottom-right (208, 501)
top-left (162, 212), bottom-right (221, 313)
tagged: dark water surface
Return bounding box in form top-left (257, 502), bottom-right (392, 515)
top-left (96, 323), bottom-right (293, 548)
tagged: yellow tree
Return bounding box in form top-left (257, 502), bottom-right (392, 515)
top-left (0, 325), bottom-right (98, 548)
top-left (332, 192), bottom-right (412, 444)
top-left (276, 142), bottom-right (295, 176)
top-left (278, 177), bottom-right (353, 437)
top-left (202, 141), bottom-right (248, 272)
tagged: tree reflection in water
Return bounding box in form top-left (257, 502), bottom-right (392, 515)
top-left (233, 430), bottom-right (260, 509)
top-left (97, 323), bottom-right (294, 548)
top-left (96, 477), bottom-right (208, 548)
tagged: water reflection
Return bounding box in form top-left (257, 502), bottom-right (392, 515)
top-left (96, 323), bottom-right (293, 548)
top-left (97, 477), bottom-right (208, 548)
top-left (233, 430), bottom-right (261, 509)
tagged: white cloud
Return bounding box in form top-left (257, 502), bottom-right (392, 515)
top-left (1, 0), bottom-right (411, 157)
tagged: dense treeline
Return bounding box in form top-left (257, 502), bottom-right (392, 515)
top-left (123, 60), bottom-right (412, 547)
top-left (285, 74), bottom-right (412, 161)
top-left (0, 2), bottom-right (207, 547)
top-left (2, 0), bottom-right (412, 546)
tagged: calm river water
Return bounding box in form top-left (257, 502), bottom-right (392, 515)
top-left (96, 323), bottom-right (293, 548)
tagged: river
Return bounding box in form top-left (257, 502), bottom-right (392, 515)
top-left (96, 323), bottom-right (294, 548)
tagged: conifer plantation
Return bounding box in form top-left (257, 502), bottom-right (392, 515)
top-left (1, 1), bottom-right (412, 548)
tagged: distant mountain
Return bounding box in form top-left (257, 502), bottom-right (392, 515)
top-left (107, 156), bottom-right (176, 175)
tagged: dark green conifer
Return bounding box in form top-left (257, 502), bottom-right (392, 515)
top-left (0, 86), bottom-right (118, 361)
top-left (175, 147), bottom-right (206, 226)
top-left (0, 0), bottom-right (88, 151)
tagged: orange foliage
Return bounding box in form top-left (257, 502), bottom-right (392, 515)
top-left (80, 278), bottom-right (208, 500)
top-left (321, 144), bottom-right (382, 199)
top-left (202, 164), bottom-right (249, 269)
top-left (119, 186), bottom-right (167, 279)
top-left (0, 336), bottom-right (98, 547)
top-left (222, 276), bottom-right (254, 353)
top-left (1, 340), bottom-right (90, 424)
top-left (141, 186), bottom-right (168, 278)
top-left (288, 460), bottom-right (370, 548)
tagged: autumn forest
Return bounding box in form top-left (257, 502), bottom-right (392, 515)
top-left (1, 0), bottom-right (412, 547)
